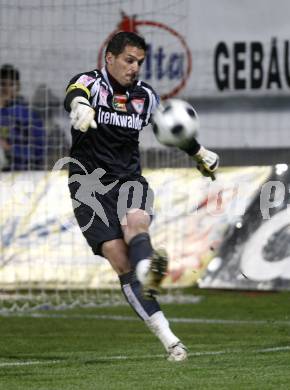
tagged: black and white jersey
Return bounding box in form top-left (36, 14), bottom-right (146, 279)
top-left (64, 67), bottom-right (159, 182)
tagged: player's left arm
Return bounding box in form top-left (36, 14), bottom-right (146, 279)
top-left (148, 91), bottom-right (220, 180)
top-left (180, 141), bottom-right (220, 180)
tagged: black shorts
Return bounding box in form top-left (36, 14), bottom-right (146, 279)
top-left (68, 176), bottom-right (154, 256)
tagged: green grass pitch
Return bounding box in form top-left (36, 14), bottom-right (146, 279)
top-left (0, 290), bottom-right (290, 390)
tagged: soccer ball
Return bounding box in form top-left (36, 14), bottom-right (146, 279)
top-left (152, 99), bottom-right (200, 147)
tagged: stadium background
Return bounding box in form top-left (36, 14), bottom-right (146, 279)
top-left (0, 0), bottom-right (290, 307)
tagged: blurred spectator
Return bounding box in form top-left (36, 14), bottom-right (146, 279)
top-left (0, 64), bottom-right (45, 171)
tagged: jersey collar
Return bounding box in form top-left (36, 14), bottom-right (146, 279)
top-left (101, 67), bottom-right (137, 96)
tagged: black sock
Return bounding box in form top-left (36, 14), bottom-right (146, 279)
top-left (128, 232), bottom-right (153, 269)
top-left (119, 271), bottom-right (160, 320)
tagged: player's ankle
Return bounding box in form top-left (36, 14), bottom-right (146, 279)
top-left (145, 311), bottom-right (179, 350)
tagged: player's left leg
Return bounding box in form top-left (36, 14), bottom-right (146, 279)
top-left (102, 237), bottom-right (186, 361)
top-left (121, 209), bottom-right (187, 361)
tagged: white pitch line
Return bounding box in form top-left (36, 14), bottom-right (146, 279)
top-left (256, 346), bottom-right (290, 353)
top-left (190, 346), bottom-right (290, 356)
top-left (1, 312), bottom-right (290, 326)
top-left (0, 346), bottom-right (289, 367)
top-left (0, 360), bottom-right (60, 367)
top-left (169, 317), bottom-right (290, 326)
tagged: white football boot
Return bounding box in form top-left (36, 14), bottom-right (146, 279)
top-left (167, 341), bottom-right (188, 362)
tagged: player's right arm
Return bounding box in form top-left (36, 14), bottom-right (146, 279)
top-left (64, 72), bottom-right (97, 133)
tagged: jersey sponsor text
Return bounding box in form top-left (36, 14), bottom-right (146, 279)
top-left (97, 107), bottom-right (143, 130)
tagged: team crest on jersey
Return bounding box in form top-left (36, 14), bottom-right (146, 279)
top-left (112, 94), bottom-right (127, 112)
top-left (131, 98), bottom-right (145, 114)
top-left (99, 86), bottom-right (109, 107)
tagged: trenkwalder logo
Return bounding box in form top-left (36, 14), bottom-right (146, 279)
top-left (97, 12), bottom-right (192, 100)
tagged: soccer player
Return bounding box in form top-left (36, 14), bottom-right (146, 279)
top-left (64, 32), bottom-right (219, 362)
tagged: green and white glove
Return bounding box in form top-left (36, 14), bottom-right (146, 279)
top-left (193, 146), bottom-right (219, 180)
top-left (70, 96), bottom-right (97, 133)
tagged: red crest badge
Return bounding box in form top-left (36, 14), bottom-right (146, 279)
top-left (131, 98), bottom-right (145, 114)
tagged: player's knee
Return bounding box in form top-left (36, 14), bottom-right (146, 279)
top-left (122, 209), bottom-right (150, 243)
top-left (114, 264), bottom-right (131, 275)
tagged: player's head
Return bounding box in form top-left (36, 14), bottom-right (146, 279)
top-left (0, 64), bottom-right (20, 101)
top-left (105, 31), bottom-right (147, 87)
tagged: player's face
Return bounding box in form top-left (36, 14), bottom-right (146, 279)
top-left (106, 45), bottom-right (145, 87)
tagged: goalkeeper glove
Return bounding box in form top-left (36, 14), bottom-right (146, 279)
top-left (193, 146), bottom-right (219, 179)
top-left (70, 96), bottom-right (97, 132)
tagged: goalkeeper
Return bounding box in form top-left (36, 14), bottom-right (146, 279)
top-left (64, 31), bottom-right (219, 362)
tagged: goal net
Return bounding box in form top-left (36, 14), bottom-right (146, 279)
top-left (0, 0), bottom-right (200, 310)
top-left (0, 0), bottom-right (287, 309)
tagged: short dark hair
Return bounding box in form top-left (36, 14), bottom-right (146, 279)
top-left (0, 64), bottom-right (20, 82)
top-left (105, 31), bottom-right (147, 57)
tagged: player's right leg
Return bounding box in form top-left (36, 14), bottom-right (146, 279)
top-left (121, 209), bottom-right (168, 297)
top-left (118, 179), bottom-right (168, 297)
top-left (134, 238), bottom-right (168, 298)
